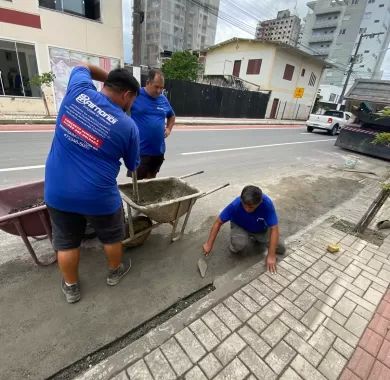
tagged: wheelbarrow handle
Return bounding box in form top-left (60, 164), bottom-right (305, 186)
top-left (179, 171), bottom-right (205, 179)
top-left (200, 183), bottom-right (230, 198)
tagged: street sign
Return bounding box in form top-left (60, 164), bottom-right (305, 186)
top-left (294, 87), bottom-right (305, 98)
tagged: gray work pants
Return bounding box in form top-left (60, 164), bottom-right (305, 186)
top-left (230, 222), bottom-right (286, 255)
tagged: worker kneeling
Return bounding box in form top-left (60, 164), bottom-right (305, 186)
top-left (203, 185), bottom-right (285, 273)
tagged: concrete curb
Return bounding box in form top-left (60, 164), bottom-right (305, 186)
top-left (74, 178), bottom-right (379, 380)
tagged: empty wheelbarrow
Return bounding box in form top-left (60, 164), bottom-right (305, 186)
top-left (119, 171), bottom-right (229, 245)
top-left (0, 180), bottom-right (56, 266)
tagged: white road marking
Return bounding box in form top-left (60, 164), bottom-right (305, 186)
top-left (181, 138), bottom-right (337, 156)
top-left (0, 164), bottom-right (45, 172)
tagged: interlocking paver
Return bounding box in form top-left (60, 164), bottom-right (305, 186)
top-left (213, 358), bottom-right (249, 380)
top-left (314, 300), bottom-right (347, 325)
top-left (284, 256), bottom-right (309, 272)
top-left (199, 353), bottom-right (222, 379)
top-left (301, 307), bottom-right (326, 332)
top-left (111, 372), bottom-right (128, 380)
top-left (144, 349), bottom-right (176, 380)
top-left (214, 332), bottom-right (246, 366)
top-left (336, 278), bottom-right (365, 297)
top-left (323, 318), bottom-right (359, 347)
top-left (279, 368), bottom-right (303, 380)
top-left (265, 340), bottom-right (296, 375)
top-left (308, 325), bottom-right (336, 355)
top-left (367, 258), bottom-right (383, 271)
top-left (361, 270), bottom-right (390, 289)
top-left (294, 291), bottom-right (317, 312)
top-left (161, 338), bottom-right (193, 376)
top-left (307, 286), bottom-right (337, 308)
top-left (238, 325), bottom-right (271, 357)
top-left (274, 295), bottom-right (304, 319)
top-left (291, 354), bottom-right (327, 380)
top-left (247, 314), bottom-right (267, 334)
top-left (175, 328), bottom-right (206, 363)
top-left (359, 328), bottom-right (384, 356)
top-left (318, 348), bottom-right (347, 380)
top-left (184, 366), bottom-right (207, 380)
top-left (333, 337), bottom-right (355, 360)
top-left (344, 264), bottom-right (361, 279)
top-left (355, 305), bottom-right (374, 321)
top-left (279, 260), bottom-right (303, 276)
top-left (311, 260), bottom-right (329, 275)
top-left (368, 361), bottom-right (390, 380)
top-left (353, 275), bottom-right (372, 292)
top-left (277, 266), bottom-right (297, 282)
top-left (224, 296), bottom-right (252, 322)
top-left (202, 311), bottom-right (231, 340)
top-left (334, 296), bottom-right (356, 317)
top-left (347, 347), bottom-right (375, 379)
top-left (127, 359), bottom-right (154, 380)
top-left (345, 291), bottom-right (376, 313)
top-left (326, 282), bottom-right (346, 301)
top-left (265, 271), bottom-right (291, 287)
top-left (261, 319), bottom-right (289, 347)
top-left (233, 290), bottom-right (261, 313)
top-left (242, 284), bottom-right (268, 307)
top-left (377, 300), bottom-right (390, 319)
top-left (378, 268), bottom-right (390, 282)
top-left (257, 300), bottom-right (283, 324)
top-left (288, 278), bottom-right (310, 295)
top-left (189, 319), bottom-right (219, 351)
top-left (259, 275), bottom-right (284, 293)
top-left (284, 330), bottom-right (322, 367)
top-left (345, 312), bottom-right (369, 338)
top-left (239, 347), bottom-right (276, 380)
top-left (282, 288), bottom-right (299, 302)
top-left (279, 311), bottom-right (312, 340)
top-left (377, 339), bottom-right (390, 368)
top-left (301, 273), bottom-right (328, 292)
top-left (213, 304), bottom-right (242, 331)
top-left (250, 279), bottom-right (278, 300)
top-left (307, 268), bottom-right (322, 279)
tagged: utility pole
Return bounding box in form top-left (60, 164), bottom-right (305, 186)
top-left (337, 32), bottom-right (384, 108)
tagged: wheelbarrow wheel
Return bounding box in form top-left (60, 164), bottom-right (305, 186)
top-left (123, 216), bottom-right (153, 248)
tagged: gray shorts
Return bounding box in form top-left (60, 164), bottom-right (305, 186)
top-left (47, 206), bottom-right (125, 251)
top-left (230, 222), bottom-right (285, 254)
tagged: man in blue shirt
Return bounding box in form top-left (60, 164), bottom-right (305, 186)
top-left (45, 64), bottom-right (140, 303)
top-left (128, 69), bottom-right (175, 179)
top-left (203, 186), bottom-right (285, 273)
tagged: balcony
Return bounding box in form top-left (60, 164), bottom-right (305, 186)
top-left (309, 34), bottom-right (334, 43)
top-left (312, 19), bottom-right (339, 29)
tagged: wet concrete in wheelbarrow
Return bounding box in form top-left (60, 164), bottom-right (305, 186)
top-left (0, 175), bottom-right (365, 380)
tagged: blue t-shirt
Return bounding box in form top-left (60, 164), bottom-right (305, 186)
top-left (44, 66), bottom-right (140, 215)
top-left (131, 88), bottom-right (174, 156)
top-left (220, 195), bottom-right (278, 233)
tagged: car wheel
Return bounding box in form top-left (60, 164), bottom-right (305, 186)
top-left (329, 125), bottom-right (338, 136)
top-left (307, 126), bottom-right (314, 132)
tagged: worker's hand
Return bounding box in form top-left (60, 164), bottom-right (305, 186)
top-left (203, 242), bottom-right (213, 256)
top-left (164, 128), bottom-right (171, 138)
top-left (266, 254), bottom-right (277, 274)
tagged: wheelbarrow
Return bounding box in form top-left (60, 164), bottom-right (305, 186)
top-left (119, 171), bottom-right (229, 246)
top-left (0, 180), bottom-right (56, 266)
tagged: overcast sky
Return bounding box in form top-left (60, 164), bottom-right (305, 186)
top-left (215, 0), bottom-right (390, 79)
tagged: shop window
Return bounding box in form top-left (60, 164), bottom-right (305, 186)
top-left (39, 0), bottom-right (101, 21)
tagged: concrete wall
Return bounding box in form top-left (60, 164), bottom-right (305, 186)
top-left (0, 0), bottom-right (123, 116)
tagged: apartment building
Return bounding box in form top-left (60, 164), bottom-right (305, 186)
top-left (140, 0), bottom-right (220, 67)
top-left (300, 0), bottom-right (390, 103)
top-left (255, 10), bottom-right (301, 47)
top-left (0, 0), bottom-right (124, 115)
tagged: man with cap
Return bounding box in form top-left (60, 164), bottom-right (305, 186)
top-left (45, 64), bottom-right (140, 303)
top-left (128, 69), bottom-right (175, 179)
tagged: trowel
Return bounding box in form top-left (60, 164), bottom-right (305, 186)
top-left (197, 255), bottom-right (208, 278)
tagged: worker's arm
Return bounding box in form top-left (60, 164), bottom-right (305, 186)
top-left (165, 115), bottom-right (176, 138)
top-left (80, 63), bottom-right (108, 83)
top-left (203, 217), bottom-right (224, 256)
top-left (266, 225), bottom-right (279, 273)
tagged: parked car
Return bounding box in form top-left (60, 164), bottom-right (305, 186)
top-left (306, 110), bottom-right (353, 135)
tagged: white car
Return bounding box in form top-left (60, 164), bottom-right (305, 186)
top-left (306, 110), bottom-right (353, 135)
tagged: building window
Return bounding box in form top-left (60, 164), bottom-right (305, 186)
top-left (339, 28), bottom-right (346, 35)
top-left (301, 68), bottom-right (306, 76)
top-left (368, 0), bottom-right (375, 3)
top-left (0, 39), bottom-right (40, 97)
top-left (308, 72), bottom-right (317, 86)
top-left (246, 59), bottom-right (262, 75)
top-left (359, 28), bottom-right (367, 33)
top-left (352, 0), bottom-right (359, 4)
top-left (38, 0), bottom-right (101, 21)
top-left (374, 20), bottom-right (380, 23)
top-left (379, 4), bottom-right (384, 6)
top-left (283, 64), bottom-right (295, 81)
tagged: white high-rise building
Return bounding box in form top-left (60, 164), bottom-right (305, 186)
top-left (140, 0), bottom-right (220, 67)
top-left (255, 10), bottom-right (301, 47)
top-left (300, 0), bottom-right (390, 103)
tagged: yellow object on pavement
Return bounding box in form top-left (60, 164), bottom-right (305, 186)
top-left (327, 244), bottom-right (340, 254)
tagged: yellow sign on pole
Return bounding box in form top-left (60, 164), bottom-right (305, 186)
top-left (294, 87), bottom-right (305, 98)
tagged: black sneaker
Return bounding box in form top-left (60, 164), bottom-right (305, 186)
top-left (107, 259), bottom-right (132, 286)
top-left (61, 280), bottom-right (81, 303)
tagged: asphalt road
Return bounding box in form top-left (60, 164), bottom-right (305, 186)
top-left (0, 126), bottom-right (338, 188)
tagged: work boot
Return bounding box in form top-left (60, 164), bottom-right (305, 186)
top-left (61, 280), bottom-right (81, 304)
top-left (107, 259), bottom-right (132, 286)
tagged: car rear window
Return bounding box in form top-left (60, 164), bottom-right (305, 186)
top-left (324, 111), bottom-right (344, 118)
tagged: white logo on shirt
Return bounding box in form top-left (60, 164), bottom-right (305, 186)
top-left (76, 94), bottom-right (118, 125)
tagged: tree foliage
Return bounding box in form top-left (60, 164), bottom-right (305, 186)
top-left (29, 72), bottom-right (56, 88)
top-left (162, 51), bottom-right (199, 81)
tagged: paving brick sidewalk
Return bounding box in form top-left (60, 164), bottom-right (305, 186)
top-left (77, 183), bottom-right (390, 380)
